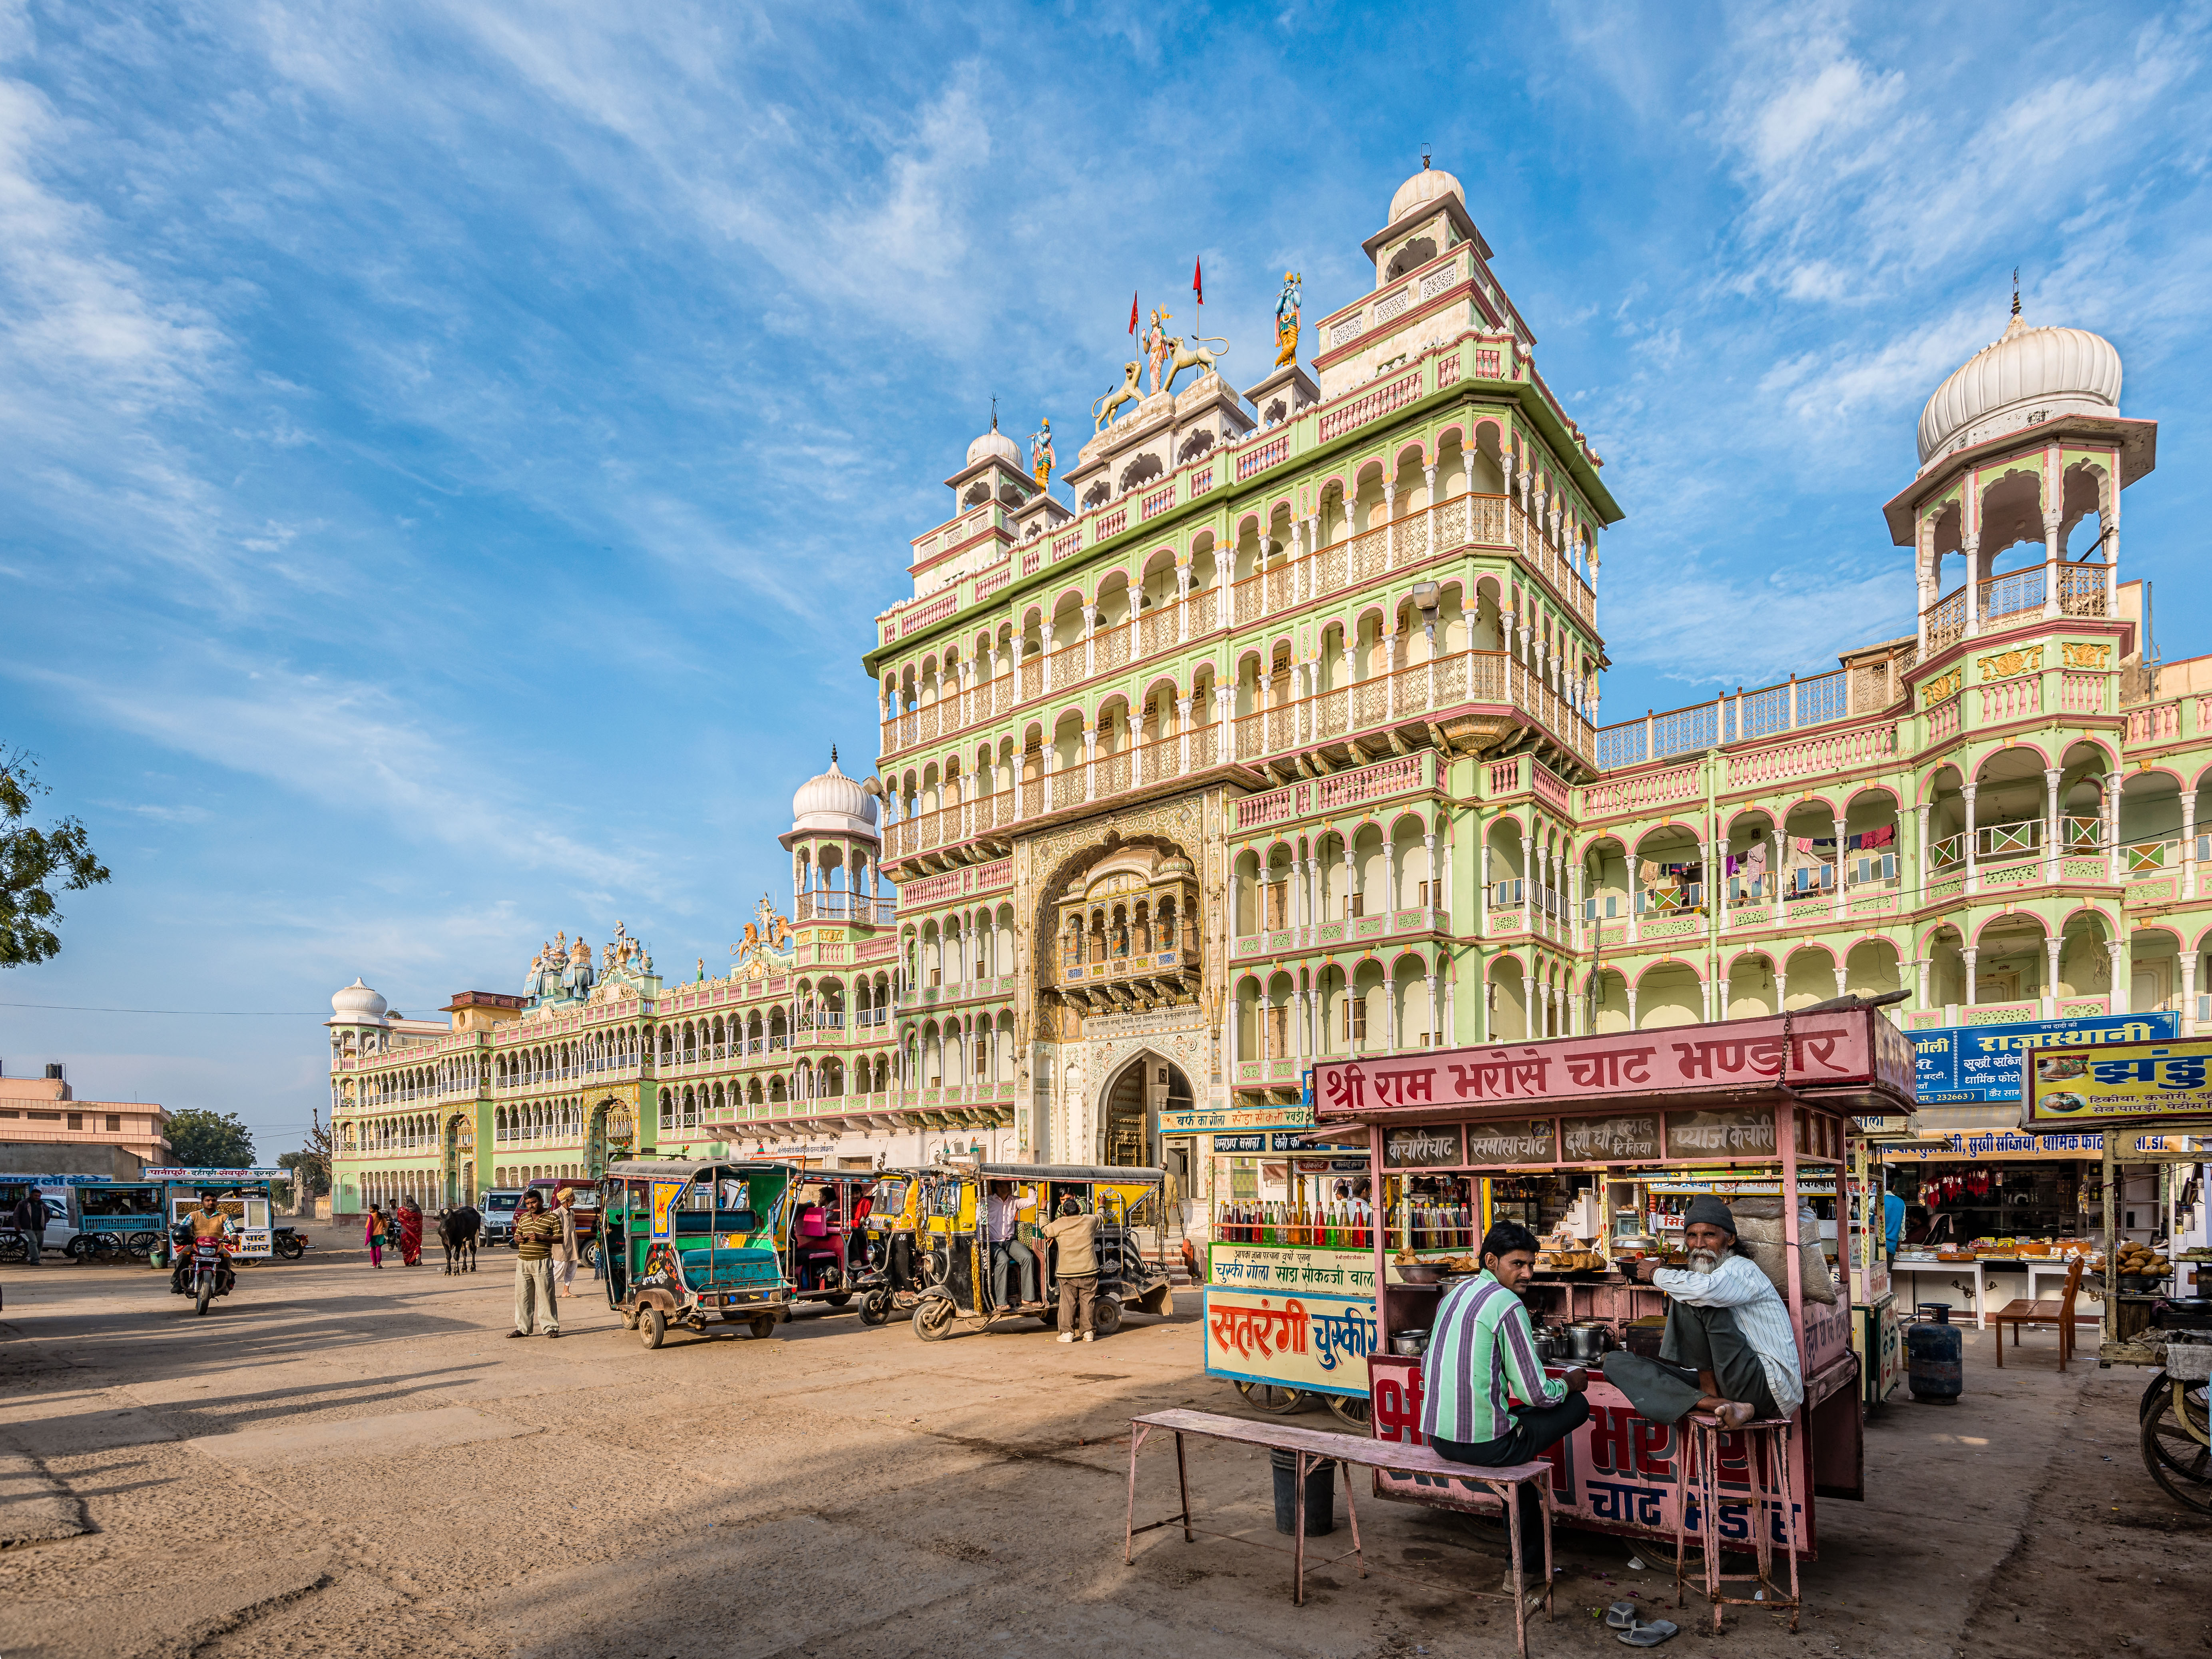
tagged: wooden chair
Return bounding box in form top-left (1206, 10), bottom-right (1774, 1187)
top-left (1990, 1255), bottom-right (2083, 1370)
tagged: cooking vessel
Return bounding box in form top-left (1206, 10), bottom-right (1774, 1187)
top-left (1565, 1322), bottom-right (1614, 1363)
top-left (1390, 1328), bottom-right (1430, 1358)
top-left (2154, 1298), bottom-right (2212, 1330)
top-left (1531, 1326), bottom-right (1564, 1362)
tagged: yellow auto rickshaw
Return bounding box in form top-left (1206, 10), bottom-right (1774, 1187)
top-left (908, 1161), bottom-right (1174, 1341)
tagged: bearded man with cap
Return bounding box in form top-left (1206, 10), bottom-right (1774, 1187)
top-left (1600, 1196), bottom-right (1802, 1431)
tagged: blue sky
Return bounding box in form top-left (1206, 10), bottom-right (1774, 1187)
top-left (4, 2), bottom-right (2210, 1156)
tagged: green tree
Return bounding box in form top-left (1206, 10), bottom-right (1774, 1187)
top-left (167, 1109), bottom-right (255, 1169)
top-left (2, 748), bottom-right (112, 967)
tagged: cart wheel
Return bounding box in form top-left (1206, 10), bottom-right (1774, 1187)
top-left (2141, 1383), bottom-right (2212, 1508)
top-left (858, 1292), bottom-right (892, 1326)
top-left (127, 1231), bottom-right (159, 1262)
top-left (1091, 1295), bottom-right (1123, 1337)
top-left (639, 1308), bottom-right (666, 1350)
top-left (750, 1314), bottom-right (779, 1339)
top-left (1233, 1379), bottom-right (1311, 1414)
top-left (1325, 1393), bottom-right (1374, 1428)
top-left (913, 1297), bottom-right (957, 1342)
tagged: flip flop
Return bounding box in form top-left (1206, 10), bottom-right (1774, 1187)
top-left (1617, 1618), bottom-right (1679, 1647)
top-left (1605, 1601), bottom-right (1640, 1629)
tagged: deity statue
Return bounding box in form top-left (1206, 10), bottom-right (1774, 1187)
top-left (1029, 417), bottom-right (1054, 487)
top-left (1274, 272), bottom-right (1303, 368)
top-left (697, 956), bottom-right (706, 982)
top-left (1144, 308), bottom-right (1172, 396)
top-left (602, 940), bottom-right (615, 970)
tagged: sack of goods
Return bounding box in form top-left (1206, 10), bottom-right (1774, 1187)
top-left (1728, 1197), bottom-right (1837, 1306)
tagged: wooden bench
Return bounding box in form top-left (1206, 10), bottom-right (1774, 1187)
top-left (1124, 1408), bottom-right (1555, 1657)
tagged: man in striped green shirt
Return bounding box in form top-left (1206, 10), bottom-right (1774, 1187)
top-left (1419, 1221), bottom-right (1589, 1574)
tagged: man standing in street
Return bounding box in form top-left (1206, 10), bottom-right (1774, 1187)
top-left (510, 1190), bottom-right (562, 1338)
top-left (1883, 1183), bottom-right (1906, 1265)
top-left (984, 1180), bottom-right (1037, 1310)
top-left (553, 1187), bottom-right (581, 1299)
top-left (1421, 1220), bottom-right (1589, 1599)
top-left (1042, 1196), bottom-right (1099, 1343)
top-left (10, 1188), bottom-right (46, 1266)
top-left (1601, 1197), bottom-right (1801, 1431)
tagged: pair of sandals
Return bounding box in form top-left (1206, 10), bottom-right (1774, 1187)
top-left (1606, 1601), bottom-right (1677, 1647)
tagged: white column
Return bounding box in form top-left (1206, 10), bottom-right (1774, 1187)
top-left (1083, 724), bottom-right (1098, 803)
top-left (2109, 940), bottom-right (2127, 1014)
top-left (1915, 956), bottom-right (1932, 1011)
top-left (2045, 938), bottom-right (2063, 1019)
top-left (1915, 803), bottom-right (1932, 902)
top-left (1423, 465), bottom-right (1438, 559)
top-left (2186, 791), bottom-right (2199, 902)
top-left (1425, 973), bottom-right (1440, 1046)
top-left (1343, 844), bottom-right (1358, 924)
top-left (1831, 815), bottom-right (1849, 921)
top-left (2183, 951), bottom-right (2198, 1037)
top-left (1961, 946), bottom-right (1979, 1011)
top-left (1626, 986), bottom-right (1639, 1032)
top-left (2045, 768), bottom-right (2063, 886)
top-left (1177, 696), bottom-right (1192, 776)
top-left (2107, 776), bottom-right (2123, 886)
top-left (1477, 842), bottom-right (1491, 939)
top-left (1962, 784), bottom-right (1979, 896)
top-left (1381, 482), bottom-right (1397, 572)
top-left (1423, 832), bottom-right (1439, 913)
top-left (1521, 974), bottom-right (1537, 1040)
top-left (1771, 828), bottom-right (1786, 914)
top-left (1519, 834), bottom-right (1534, 920)
top-left (1963, 532), bottom-right (1982, 638)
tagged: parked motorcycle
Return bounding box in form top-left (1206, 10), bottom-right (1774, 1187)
top-left (273, 1229), bottom-right (309, 1261)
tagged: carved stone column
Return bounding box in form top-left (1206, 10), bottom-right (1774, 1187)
top-left (1962, 784), bottom-right (1979, 897)
top-left (1961, 945), bottom-right (1979, 1011)
top-left (1381, 482), bottom-right (1397, 573)
top-left (1521, 974), bottom-right (1537, 1041)
top-left (2045, 937), bottom-right (2063, 1019)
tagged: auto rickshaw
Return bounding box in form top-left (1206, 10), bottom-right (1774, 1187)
top-left (851, 1167), bottom-right (937, 1326)
top-left (600, 1159), bottom-right (793, 1349)
top-left (781, 1169), bottom-right (883, 1313)
top-left (908, 1161), bottom-right (1175, 1342)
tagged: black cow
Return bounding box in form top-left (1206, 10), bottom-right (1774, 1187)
top-left (438, 1205), bottom-right (481, 1274)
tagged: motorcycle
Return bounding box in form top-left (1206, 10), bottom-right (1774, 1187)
top-left (273, 1229), bottom-right (309, 1261)
top-left (173, 1235), bottom-right (236, 1314)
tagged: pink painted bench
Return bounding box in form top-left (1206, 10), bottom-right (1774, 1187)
top-left (1125, 1408), bottom-right (1556, 1657)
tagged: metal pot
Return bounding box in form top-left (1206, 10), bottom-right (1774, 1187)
top-left (1565, 1322), bottom-right (1614, 1363)
top-left (1390, 1328), bottom-right (1430, 1358)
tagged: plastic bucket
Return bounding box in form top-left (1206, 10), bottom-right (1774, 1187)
top-left (1270, 1446), bottom-right (1336, 1536)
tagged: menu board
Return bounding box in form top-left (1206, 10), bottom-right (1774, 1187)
top-left (2023, 1036), bottom-right (2212, 1128)
top-left (1559, 1115), bottom-right (1660, 1161)
top-left (1462, 1120), bottom-right (1556, 1164)
top-left (1382, 1125), bottom-right (1465, 1169)
top-left (1665, 1109), bottom-right (1778, 1157)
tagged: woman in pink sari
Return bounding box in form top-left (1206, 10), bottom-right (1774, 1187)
top-left (365, 1206), bottom-right (387, 1268)
top-left (397, 1197), bottom-right (424, 1267)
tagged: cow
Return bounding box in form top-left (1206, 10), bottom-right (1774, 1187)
top-left (438, 1205), bottom-right (481, 1275)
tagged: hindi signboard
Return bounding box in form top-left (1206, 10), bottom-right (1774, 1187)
top-left (1560, 1114), bottom-right (1661, 1161)
top-left (1203, 1287), bottom-right (1377, 1397)
top-left (2023, 1036), bottom-right (2212, 1130)
top-left (1463, 1119), bottom-right (1556, 1164)
top-left (1315, 1010), bottom-right (1911, 1122)
top-left (1382, 1124), bottom-right (1465, 1169)
top-left (1665, 1109), bottom-right (1778, 1158)
top-left (1913, 1014), bottom-right (2176, 1104)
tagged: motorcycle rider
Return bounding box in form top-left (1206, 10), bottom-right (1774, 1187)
top-left (171, 1193), bottom-right (235, 1296)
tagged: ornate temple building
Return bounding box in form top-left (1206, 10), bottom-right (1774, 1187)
top-left (328, 160), bottom-right (2210, 1218)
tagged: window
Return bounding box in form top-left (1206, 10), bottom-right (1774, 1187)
top-left (1345, 995), bottom-right (1367, 1042)
top-left (1416, 880), bottom-right (1432, 908)
top-left (1347, 892), bottom-right (1363, 920)
top-left (68, 1113), bottom-right (83, 1129)
top-left (1264, 881), bottom-right (1288, 930)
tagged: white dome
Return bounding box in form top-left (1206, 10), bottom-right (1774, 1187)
top-left (1390, 162), bottom-right (1464, 226)
top-left (1917, 312), bottom-right (2121, 466)
top-left (331, 977), bottom-right (388, 1024)
top-left (967, 428), bottom-right (1022, 468)
top-left (791, 754), bottom-right (879, 831)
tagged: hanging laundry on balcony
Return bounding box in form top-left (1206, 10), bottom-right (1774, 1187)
top-left (1849, 826), bottom-right (1895, 850)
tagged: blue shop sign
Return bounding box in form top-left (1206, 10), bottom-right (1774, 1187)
top-left (1912, 1013), bottom-right (2179, 1103)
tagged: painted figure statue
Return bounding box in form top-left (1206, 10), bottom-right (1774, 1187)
top-left (1144, 308), bottom-right (1172, 396)
top-left (1029, 418), bottom-right (1054, 486)
top-left (1092, 361), bottom-right (1144, 432)
top-left (1164, 331), bottom-right (1230, 397)
top-left (1275, 272), bottom-right (1303, 368)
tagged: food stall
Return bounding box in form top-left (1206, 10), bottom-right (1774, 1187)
top-left (148, 1167), bottom-right (282, 1261)
top-left (1284, 1008), bottom-right (1913, 1558)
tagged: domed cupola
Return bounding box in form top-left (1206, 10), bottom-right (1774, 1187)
top-left (789, 748), bottom-right (880, 838)
top-left (329, 978), bottom-right (389, 1026)
top-left (1917, 306), bottom-right (2122, 468)
top-left (967, 426), bottom-right (1023, 469)
top-left (1389, 160), bottom-right (1465, 225)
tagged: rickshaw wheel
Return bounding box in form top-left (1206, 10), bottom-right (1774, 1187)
top-left (1234, 1379), bottom-right (1311, 1414)
top-left (1325, 1393), bottom-right (1374, 1428)
top-left (639, 1308), bottom-right (667, 1350)
top-left (2142, 1383), bottom-right (2212, 1508)
top-left (913, 1297), bottom-right (957, 1342)
top-left (1091, 1296), bottom-right (1123, 1337)
top-left (749, 1314), bottom-right (779, 1339)
top-left (823, 1293), bottom-right (852, 1307)
top-left (858, 1291), bottom-right (892, 1326)
top-left (127, 1232), bottom-right (159, 1261)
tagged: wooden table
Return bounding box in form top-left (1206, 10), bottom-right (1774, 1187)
top-left (1124, 1408), bottom-right (1556, 1657)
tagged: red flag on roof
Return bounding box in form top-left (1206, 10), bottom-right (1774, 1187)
top-left (1129, 291), bottom-right (1139, 334)
top-left (1192, 257), bottom-right (1203, 305)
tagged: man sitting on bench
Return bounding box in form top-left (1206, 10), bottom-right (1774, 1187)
top-left (1601, 1196), bottom-right (1803, 1431)
top-left (1421, 1220), bottom-right (1590, 1599)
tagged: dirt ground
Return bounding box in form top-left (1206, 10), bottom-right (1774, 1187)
top-left (3, 1230), bottom-right (2210, 1659)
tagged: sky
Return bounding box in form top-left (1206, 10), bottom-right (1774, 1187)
top-left (4, 1), bottom-right (2210, 1158)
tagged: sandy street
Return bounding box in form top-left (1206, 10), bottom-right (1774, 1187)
top-left (2, 1232), bottom-right (2209, 1659)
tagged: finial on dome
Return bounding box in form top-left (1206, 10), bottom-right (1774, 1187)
top-left (831, 743), bottom-right (839, 766)
top-left (2011, 267), bottom-right (2021, 318)
top-left (1420, 143), bottom-right (1431, 171)
top-left (990, 395), bottom-right (998, 433)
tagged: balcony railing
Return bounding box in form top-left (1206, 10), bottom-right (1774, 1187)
top-left (1917, 564), bottom-right (2110, 659)
top-left (879, 488), bottom-right (1595, 765)
top-left (795, 892), bottom-right (897, 924)
top-left (1598, 668), bottom-right (1852, 769)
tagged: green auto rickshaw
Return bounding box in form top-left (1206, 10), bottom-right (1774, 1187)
top-left (601, 1159), bottom-right (793, 1349)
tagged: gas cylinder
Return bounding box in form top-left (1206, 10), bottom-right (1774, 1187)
top-left (1905, 1303), bottom-right (1963, 1403)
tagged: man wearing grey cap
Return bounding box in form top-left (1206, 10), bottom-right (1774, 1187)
top-left (1600, 1196), bottom-right (1803, 1431)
